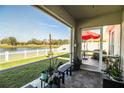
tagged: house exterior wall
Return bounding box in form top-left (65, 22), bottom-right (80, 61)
top-left (78, 11), bottom-right (124, 77)
top-left (107, 25), bottom-right (121, 56)
top-left (113, 25), bottom-right (120, 56)
top-left (76, 12), bottom-right (122, 60)
top-left (121, 10), bottom-right (124, 78)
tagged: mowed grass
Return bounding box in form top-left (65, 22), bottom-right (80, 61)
top-left (0, 52), bottom-right (67, 71)
top-left (0, 53), bottom-right (69, 88)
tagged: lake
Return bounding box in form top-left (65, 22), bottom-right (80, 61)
top-left (0, 48), bottom-right (48, 53)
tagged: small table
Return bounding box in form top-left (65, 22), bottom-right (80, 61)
top-left (58, 62), bottom-right (72, 84)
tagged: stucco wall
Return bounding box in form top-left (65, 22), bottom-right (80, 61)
top-left (121, 10), bottom-right (124, 78)
top-left (113, 25), bottom-right (120, 56)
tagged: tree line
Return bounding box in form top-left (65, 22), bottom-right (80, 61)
top-left (0, 37), bottom-right (70, 46)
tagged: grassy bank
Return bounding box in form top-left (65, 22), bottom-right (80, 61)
top-left (0, 52), bottom-right (67, 71)
top-left (0, 44), bottom-right (60, 48)
top-left (0, 53), bottom-right (69, 88)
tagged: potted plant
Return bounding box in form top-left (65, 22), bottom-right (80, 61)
top-left (73, 56), bottom-right (82, 70)
top-left (103, 57), bottom-right (124, 88)
top-left (109, 61), bottom-right (123, 81)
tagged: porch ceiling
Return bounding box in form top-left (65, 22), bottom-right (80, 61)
top-left (62, 5), bottom-right (124, 21)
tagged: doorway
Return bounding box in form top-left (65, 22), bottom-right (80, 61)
top-left (81, 27), bottom-right (103, 72)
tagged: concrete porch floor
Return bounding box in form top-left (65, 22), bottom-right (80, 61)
top-left (82, 56), bottom-right (106, 71)
top-left (82, 56), bottom-right (99, 67)
top-left (22, 70), bottom-right (103, 88)
top-left (61, 70), bottom-right (102, 88)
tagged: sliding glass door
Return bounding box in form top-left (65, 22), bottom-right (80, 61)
top-left (81, 27), bottom-right (103, 72)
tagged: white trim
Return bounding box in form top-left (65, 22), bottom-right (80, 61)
top-left (99, 27), bottom-right (103, 72)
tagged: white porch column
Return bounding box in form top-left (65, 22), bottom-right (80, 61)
top-left (99, 27), bottom-right (103, 72)
top-left (70, 27), bottom-right (75, 61)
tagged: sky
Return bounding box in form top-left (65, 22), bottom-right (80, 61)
top-left (0, 6), bottom-right (70, 42)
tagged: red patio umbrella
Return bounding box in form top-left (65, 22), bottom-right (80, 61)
top-left (82, 31), bottom-right (100, 40)
top-left (81, 31), bottom-right (100, 60)
top-left (81, 31), bottom-right (92, 40)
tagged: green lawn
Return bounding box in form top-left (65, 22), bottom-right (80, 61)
top-left (0, 53), bottom-right (69, 88)
top-left (0, 52), bottom-right (67, 70)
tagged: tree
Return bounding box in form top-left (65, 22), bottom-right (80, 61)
top-left (0, 37), bottom-right (70, 46)
top-left (62, 39), bottom-right (69, 44)
top-left (27, 38), bottom-right (42, 45)
top-left (19, 42), bottom-right (26, 45)
top-left (58, 39), bottom-right (63, 45)
top-left (1, 38), bottom-right (11, 45)
top-left (8, 37), bottom-right (17, 46)
top-left (42, 39), bottom-right (48, 45)
top-left (1, 37), bottom-right (17, 46)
